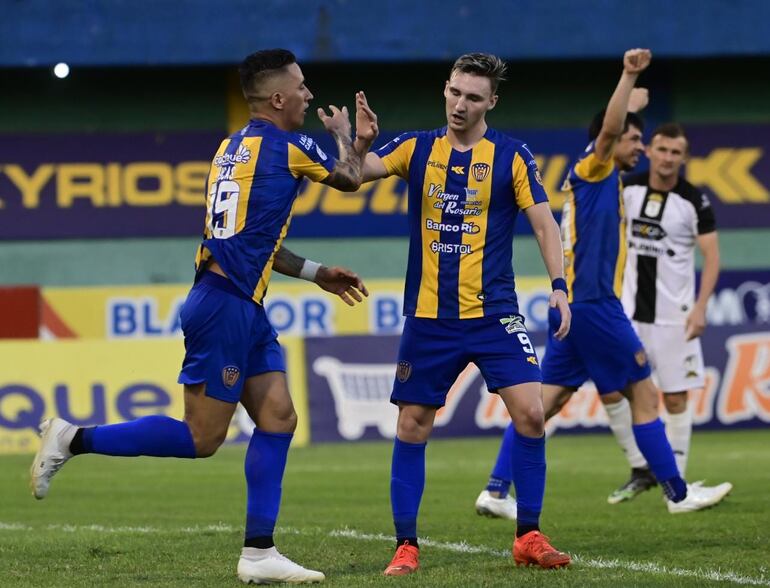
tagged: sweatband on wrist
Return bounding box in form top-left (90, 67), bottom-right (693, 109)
top-left (551, 278), bottom-right (568, 294)
top-left (299, 260), bottom-right (322, 282)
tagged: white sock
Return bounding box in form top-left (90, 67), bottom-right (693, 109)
top-left (664, 407), bottom-right (692, 477)
top-left (241, 546), bottom-right (279, 561)
top-left (604, 397), bottom-right (647, 469)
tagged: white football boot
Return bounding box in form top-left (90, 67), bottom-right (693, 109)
top-left (238, 547), bottom-right (325, 584)
top-left (667, 481), bottom-right (733, 514)
top-left (474, 490), bottom-right (518, 521)
top-left (30, 418), bottom-right (77, 499)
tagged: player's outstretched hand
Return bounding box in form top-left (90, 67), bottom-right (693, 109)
top-left (318, 105), bottom-right (352, 139)
top-left (623, 48), bottom-right (652, 75)
top-left (355, 91), bottom-right (379, 148)
top-left (315, 266), bottom-right (369, 306)
top-left (549, 290), bottom-right (571, 340)
top-left (628, 88), bottom-right (649, 113)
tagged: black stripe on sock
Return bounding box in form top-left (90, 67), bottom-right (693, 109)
top-left (244, 536), bottom-right (274, 549)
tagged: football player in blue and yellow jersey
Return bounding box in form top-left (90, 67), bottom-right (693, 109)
top-left (359, 53), bottom-right (573, 574)
top-left (538, 49), bottom-right (730, 514)
top-left (479, 52), bottom-right (731, 523)
top-left (30, 49), bottom-right (379, 584)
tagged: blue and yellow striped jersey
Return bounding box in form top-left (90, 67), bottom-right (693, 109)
top-left (376, 127), bottom-right (548, 319)
top-left (195, 119), bottom-right (334, 303)
top-left (560, 141), bottom-right (626, 303)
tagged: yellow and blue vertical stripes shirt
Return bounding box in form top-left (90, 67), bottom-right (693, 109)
top-left (195, 119), bottom-right (334, 303)
top-left (376, 127), bottom-right (548, 319)
top-left (560, 141), bottom-right (626, 303)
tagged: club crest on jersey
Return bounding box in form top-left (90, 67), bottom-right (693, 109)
top-left (635, 349), bottom-right (648, 367)
top-left (499, 315), bottom-right (526, 334)
top-left (222, 365), bottom-right (241, 389)
top-left (471, 162), bottom-right (490, 181)
top-left (396, 361), bottom-right (412, 383)
top-left (644, 193), bottom-right (664, 218)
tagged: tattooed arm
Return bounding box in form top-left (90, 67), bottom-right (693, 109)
top-left (272, 245), bottom-right (306, 278)
top-left (317, 91), bottom-right (379, 192)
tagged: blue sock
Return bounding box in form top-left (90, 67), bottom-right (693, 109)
top-left (487, 423), bottom-right (515, 497)
top-left (391, 437), bottom-right (426, 540)
top-left (244, 428), bottom-right (293, 540)
top-left (632, 418), bottom-right (687, 502)
top-left (511, 430), bottom-right (545, 527)
top-left (83, 416), bottom-right (196, 458)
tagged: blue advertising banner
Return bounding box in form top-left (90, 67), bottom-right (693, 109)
top-left (305, 323), bottom-right (770, 443)
top-left (305, 270), bottom-right (770, 441)
top-left (2, 125), bottom-right (769, 239)
top-left (0, 132), bottom-right (217, 239)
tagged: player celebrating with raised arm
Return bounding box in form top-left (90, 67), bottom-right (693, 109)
top-left (358, 53), bottom-right (572, 575)
top-left (30, 48), bottom-right (378, 585)
top-left (535, 49), bottom-right (730, 513)
top-left (602, 122), bottom-right (729, 504)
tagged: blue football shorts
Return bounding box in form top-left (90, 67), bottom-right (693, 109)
top-left (540, 296), bottom-right (651, 394)
top-left (177, 271), bottom-right (285, 403)
top-left (391, 314), bottom-right (542, 407)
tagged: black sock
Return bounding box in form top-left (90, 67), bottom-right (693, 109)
top-left (244, 536), bottom-right (274, 549)
top-left (69, 428), bottom-right (90, 455)
top-left (516, 525), bottom-right (540, 538)
top-left (397, 537), bottom-right (419, 549)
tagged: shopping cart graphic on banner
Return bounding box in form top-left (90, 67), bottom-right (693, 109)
top-left (312, 357), bottom-right (399, 440)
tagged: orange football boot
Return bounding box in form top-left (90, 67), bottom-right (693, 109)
top-left (513, 531), bottom-right (571, 569)
top-left (383, 541), bottom-right (420, 576)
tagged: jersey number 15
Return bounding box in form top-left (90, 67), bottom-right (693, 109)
top-left (207, 180), bottom-right (240, 239)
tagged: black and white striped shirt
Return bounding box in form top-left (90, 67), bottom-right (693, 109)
top-left (621, 172), bottom-right (717, 325)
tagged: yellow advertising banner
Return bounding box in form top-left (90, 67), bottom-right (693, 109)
top-left (42, 277), bottom-right (552, 339)
top-left (0, 337), bottom-right (309, 455)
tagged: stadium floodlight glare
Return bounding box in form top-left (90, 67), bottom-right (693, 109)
top-left (53, 63), bottom-right (70, 79)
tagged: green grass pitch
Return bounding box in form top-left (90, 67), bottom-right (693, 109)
top-left (1, 430), bottom-right (768, 587)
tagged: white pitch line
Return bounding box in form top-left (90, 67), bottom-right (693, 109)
top-left (331, 527), bottom-right (770, 587)
top-left (1, 521), bottom-right (767, 586)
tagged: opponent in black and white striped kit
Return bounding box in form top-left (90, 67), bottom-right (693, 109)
top-left (621, 171), bottom-right (716, 393)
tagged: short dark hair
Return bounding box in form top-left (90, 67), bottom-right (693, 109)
top-left (650, 122), bottom-right (689, 152)
top-left (450, 53), bottom-right (508, 93)
top-left (588, 109), bottom-right (645, 141)
top-left (239, 49), bottom-right (297, 98)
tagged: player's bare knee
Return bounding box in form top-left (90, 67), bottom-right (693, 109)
top-left (600, 391), bottom-right (625, 405)
top-left (258, 405), bottom-right (297, 434)
top-left (663, 392), bottom-right (687, 414)
top-left (280, 407), bottom-right (298, 433)
top-left (190, 429), bottom-right (227, 458)
top-left (396, 410), bottom-right (433, 443)
top-left (183, 417), bottom-right (227, 458)
top-left (514, 404), bottom-right (545, 437)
